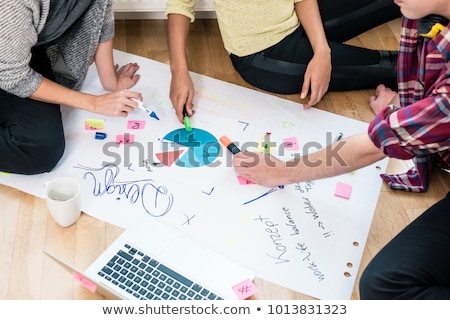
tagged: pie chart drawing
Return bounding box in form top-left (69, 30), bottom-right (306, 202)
top-left (155, 128), bottom-right (221, 168)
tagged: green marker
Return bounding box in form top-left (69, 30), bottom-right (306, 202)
top-left (183, 105), bottom-right (192, 132)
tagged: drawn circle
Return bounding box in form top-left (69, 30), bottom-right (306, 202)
top-left (156, 128), bottom-right (220, 168)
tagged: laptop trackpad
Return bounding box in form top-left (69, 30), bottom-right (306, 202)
top-left (159, 235), bottom-right (250, 296)
top-left (160, 235), bottom-right (216, 277)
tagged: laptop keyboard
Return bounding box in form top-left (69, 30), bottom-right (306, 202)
top-left (97, 243), bottom-right (223, 300)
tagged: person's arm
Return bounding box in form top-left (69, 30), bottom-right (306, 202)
top-left (29, 38), bottom-right (143, 118)
top-left (29, 77), bottom-right (142, 117)
top-left (294, 0), bottom-right (331, 109)
top-left (232, 133), bottom-right (386, 187)
top-left (29, 39), bottom-right (143, 117)
top-left (167, 13), bottom-right (195, 123)
top-left (94, 39), bottom-right (141, 91)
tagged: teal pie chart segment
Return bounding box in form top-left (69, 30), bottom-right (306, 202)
top-left (160, 128), bottom-right (220, 168)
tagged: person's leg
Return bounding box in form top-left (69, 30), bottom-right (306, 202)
top-left (230, 0), bottom-right (401, 94)
top-left (0, 90), bottom-right (65, 174)
top-left (359, 192), bottom-right (450, 299)
top-left (230, 26), bottom-right (397, 94)
top-left (317, 0), bottom-right (402, 42)
top-left (0, 45), bottom-right (65, 174)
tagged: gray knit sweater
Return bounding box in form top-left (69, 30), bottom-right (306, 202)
top-left (0, 0), bottom-right (115, 98)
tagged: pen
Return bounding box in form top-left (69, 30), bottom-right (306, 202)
top-left (132, 98), bottom-right (160, 120)
top-left (219, 135), bottom-right (241, 154)
top-left (183, 105), bottom-right (192, 132)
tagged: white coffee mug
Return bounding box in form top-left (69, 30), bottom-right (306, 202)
top-left (43, 177), bottom-right (81, 227)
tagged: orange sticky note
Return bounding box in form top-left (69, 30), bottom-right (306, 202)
top-left (334, 182), bottom-right (352, 199)
top-left (232, 279), bottom-right (258, 300)
top-left (73, 271), bottom-right (97, 293)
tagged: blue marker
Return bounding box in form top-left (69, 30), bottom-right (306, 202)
top-left (132, 98), bottom-right (160, 120)
top-left (95, 132), bottom-right (107, 140)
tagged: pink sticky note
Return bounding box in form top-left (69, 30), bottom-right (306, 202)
top-left (237, 176), bottom-right (256, 185)
top-left (334, 182), bottom-right (352, 199)
top-left (283, 137), bottom-right (299, 150)
top-left (73, 271), bottom-right (97, 293)
top-left (232, 279), bottom-right (258, 300)
top-left (116, 134), bottom-right (135, 144)
top-left (127, 120), bottom-right (146, 130)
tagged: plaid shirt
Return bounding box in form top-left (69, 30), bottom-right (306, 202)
top-left (368, 17), bottom-right (450, 192)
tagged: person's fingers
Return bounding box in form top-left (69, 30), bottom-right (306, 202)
top-left (300, 76), bottom-right (311, 100)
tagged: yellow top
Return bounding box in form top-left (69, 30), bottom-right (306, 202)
top-left (166, 0), bottom-right (303, 57)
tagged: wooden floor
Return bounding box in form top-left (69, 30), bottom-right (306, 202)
top-left (1, 18), bottom-right (449, 300)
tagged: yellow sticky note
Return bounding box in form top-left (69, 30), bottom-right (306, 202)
top-left (85, 118), bottom-right (105, 130)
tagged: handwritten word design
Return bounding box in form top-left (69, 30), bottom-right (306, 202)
top-left (74, 163), bottom-right (173, 217)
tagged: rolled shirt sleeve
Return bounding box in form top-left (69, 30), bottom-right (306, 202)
top-left (368, 95), bottom-right (450, 160)
top-left (166, 0), bottom-right (196, 22)
top-left (368, 94), bottom-right (450, 192)
top-left (99, 1), bottom-right (115, 43)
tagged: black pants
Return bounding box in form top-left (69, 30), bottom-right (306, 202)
top-left (0, 46), bottom-right (65, 174)
top-left (230, 0), bottom-right (401, 94)
top-left (359, 192), bottom-right (450, 299)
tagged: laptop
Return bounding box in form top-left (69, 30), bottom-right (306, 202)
top-left (44, 216), bottom-right (256, 300)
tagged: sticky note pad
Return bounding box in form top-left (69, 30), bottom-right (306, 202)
top-left (237, 176), bottom-right (255, 185)
top-left (334, 182), bottom-right (352, 199)
top-left (116, 134), bottom-right (135, 144)
top-left (73, 271), bottom-right (97, 293)
top-left (85, 118), bottom-right (105, 130)
top-left (127, 120), bottom-right (146, 130)
top-left (283, 137), bottom-right (299, 150)
top-left (232, 279), bottom-right (258, 300)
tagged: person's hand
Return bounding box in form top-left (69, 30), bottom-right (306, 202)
top-left (115, 63), bottom-right (141, 90)
top-left (232, 152), bottom-right (289, 188)
top-left (369, 84), bottom-right (400, 114)
top-left (169, 71), bottom-right (195, 123)
top-left (93, 90), bottom-right (142, 117)
top-left (301, 50), bottom-right (331, 109)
